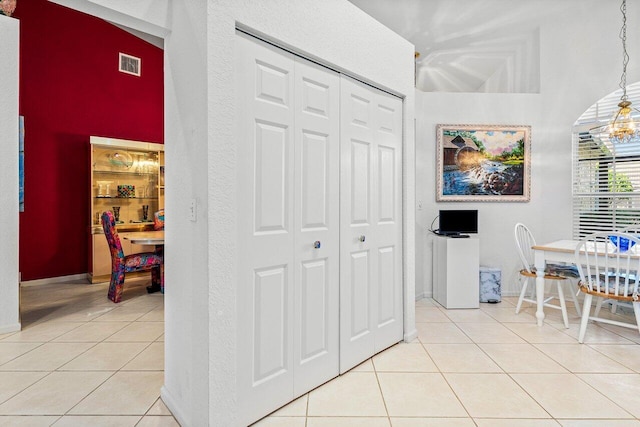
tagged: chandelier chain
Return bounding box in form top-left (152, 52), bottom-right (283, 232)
top-left (619, 0), bottom-right (629, 101)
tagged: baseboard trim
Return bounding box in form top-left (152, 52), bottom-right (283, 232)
top-left (161, 385), bottom-right (190, 427)
top-left (0, 323), bottom-right (21, 334)
top-left (404, 328), bottom-right (418, 342)
top-left (415, 292), bottom-right (429, 301)
top-left (20, 274), bottom-right (90, 287)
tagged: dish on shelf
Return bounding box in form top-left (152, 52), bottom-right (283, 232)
top-left (108, 152), bottom-right (133, 169)
top-left (95, 151), bottom-right (134, 170)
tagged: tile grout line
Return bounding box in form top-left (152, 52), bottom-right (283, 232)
top-left (370, 357), bottom-right (393, 426)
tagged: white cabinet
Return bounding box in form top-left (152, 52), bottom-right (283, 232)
top-left (432, 235), bottom-right (479, 309)
top-left (235, 31), bottom-right (403, 426)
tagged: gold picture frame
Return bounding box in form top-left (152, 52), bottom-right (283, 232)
top-left (436, 124), bottom-right (531, 202)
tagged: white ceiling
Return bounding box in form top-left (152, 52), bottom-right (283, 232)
top-left (348, 0), bottom-right (576, 93)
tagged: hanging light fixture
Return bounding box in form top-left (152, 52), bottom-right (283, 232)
top-left (609, 0), bottom-right (640, 143)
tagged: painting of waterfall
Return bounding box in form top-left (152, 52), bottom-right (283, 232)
top-left (436, 124), bottom-right (531, 202)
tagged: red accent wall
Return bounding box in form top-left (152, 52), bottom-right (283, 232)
top-left (14, 1), bottom-right (164, 280)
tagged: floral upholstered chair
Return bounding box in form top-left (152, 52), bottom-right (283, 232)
top-left (101, 210), bottom-right (163, 303)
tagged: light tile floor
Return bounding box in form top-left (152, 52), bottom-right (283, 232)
top-left (0, 278), bottom-right (177, 426)
top-left (255, 296), bottom-right (640, 427)
top-left (6, 281), bottom-right (640, 427)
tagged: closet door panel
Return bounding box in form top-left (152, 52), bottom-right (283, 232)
top-left (300, 131), bottom-right (328, 227)
top-left (350, 140), bottom-right (372, 224)
top-left (377, 145), bottom-right (396, 223)
top-left (293, 58), bottom-right (340, 395)
top-left (253, 266), bottom-right (289, 382)
top-left (340, 76), bottom-right (403, 371)
top-left (254, 122), bottom-right (290, 233)
top-left (349, 250), bottom-right (371, 336)
top-left (299, 259), bottom-right (329, 360)
top-left (340, 77), bottom-right (377, 373)
top-left (377, 246), bottom-right (396, 325)
top-left (236, 32), bottom-right (296, 424)
top-left (372, 92), bottom-right (404, 353)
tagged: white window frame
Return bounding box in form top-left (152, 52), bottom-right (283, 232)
top-left (572, 82), bottom-right (640, 238)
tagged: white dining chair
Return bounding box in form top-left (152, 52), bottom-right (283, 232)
top-left (514, 223), bottom-right (581, 328)
top-left (574, 231), bottom-right (640, 343)
top-left (605, 226), bottom-right (640, 315)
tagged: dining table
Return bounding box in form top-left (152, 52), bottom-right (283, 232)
top-left (123, 231), bottom-right (165, 293)
top-left (531, 238), bottom-right (640, 326)
top-left (122, 230), bottom-right (164, 246)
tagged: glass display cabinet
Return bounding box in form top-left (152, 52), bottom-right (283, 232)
top-left (89, 136), bottom-right (164, 282)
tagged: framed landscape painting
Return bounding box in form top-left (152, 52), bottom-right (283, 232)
top-left (436, 124), bottom-right (531, 202)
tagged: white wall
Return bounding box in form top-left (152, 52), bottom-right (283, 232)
top-left (0, 16), bottom-right (20, 334)
top-left (415, 0), bottom-right (640, 299)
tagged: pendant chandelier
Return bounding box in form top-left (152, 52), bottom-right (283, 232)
top-left (609, 0), bottom-right (640, 144)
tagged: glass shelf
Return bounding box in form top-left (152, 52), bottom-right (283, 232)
top-left (94, 196), bottom-right (159, 200)
top-left (91, 139), bottom-right (164, 229)
top-left (93, 170), bottom-right (158, 176)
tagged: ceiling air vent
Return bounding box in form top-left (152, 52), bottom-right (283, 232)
top-left (119, 53), bottom-right (141, 76)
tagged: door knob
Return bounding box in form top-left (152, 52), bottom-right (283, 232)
top-left (359, 235), bottom-right (366, 243)
top-left (313, 241), bottom-right (321, 249)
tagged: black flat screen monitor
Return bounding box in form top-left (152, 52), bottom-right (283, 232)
top-left (439, 209), bottom-right (478, 235)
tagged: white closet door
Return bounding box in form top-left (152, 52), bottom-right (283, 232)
top-left (292, 58), bottom-right (340, 395)
top-left (340, 76), bottom-right (403, 373)
top-left (236, 32), bottom-right (296, 421)
top-left (236, 32), bottom-right (341, 424)
top-left (372, 88), bottom-right (403, 353)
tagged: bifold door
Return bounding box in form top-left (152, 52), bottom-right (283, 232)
top-left (339, 76), bottom-right (403, 373)
top-left (236, 31), bottom-right (403, 426)
top-left (235, 31), bottom-right (340, 425)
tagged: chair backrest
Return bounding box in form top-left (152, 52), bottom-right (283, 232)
top-left (153, 209), bottom-right (165, 231)
top-left (101, 210), bottom-right (125, 262)
top-left (514, 223), bottom-right (536, 273)
top-left (575, 231), bottom-right (640, 298)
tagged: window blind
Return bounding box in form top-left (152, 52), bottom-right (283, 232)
top-left (573, 82), bottom-right (640, 238)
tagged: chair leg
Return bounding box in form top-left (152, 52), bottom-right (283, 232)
top-left (147, 265), bottom-right (163, 294)
top-left (557, 281), bottom-right (569, 329)
top-left (515, 276), bottom-right (530, 314)
top-left (578, 293), bottom-right (593, 343)
top-left (611, 301), bottom-right (618, 314)
top-left (108, 268), bottom-right (126, 303)
top-left (568, 280), bottom-right (581, 316)
top-left (151, 265), bottom-right (163, 293)
top-left (594, 297), bottom-right (604, 317)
